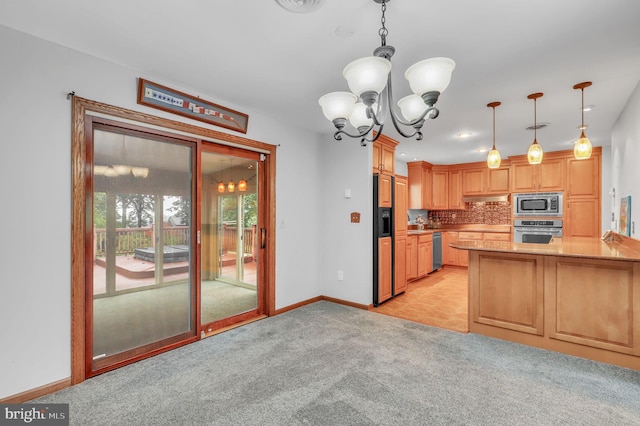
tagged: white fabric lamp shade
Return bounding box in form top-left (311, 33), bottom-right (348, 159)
top-left (398, 94), bottom-right (428, 121)
top-left (131, 167), bottom-right (149, 178)
top-left (318, 91), bottom-right (358, 121)
top-left (93, 165), bottom-right (109, 175)
top-left (349, 102), bottom-right (374, 128)
top-left (405, 57), bottom-right (456, 96)
top-left (112, 165), bottom-right (131, 175)
top-left (343, 56), bottom-right (392, 97)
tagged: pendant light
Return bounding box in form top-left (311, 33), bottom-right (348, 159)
top-left (527, 92), bottom-right (544, 165)
top-left (238, 179), bottom-right (247, 192)
top-left (217, 164), bottom-right (225, 193)
top-left (227, 160), bottom-right (235, 193)
top-left (486, 101), bottom-right (501, 169)
top-left (573, 81), bottom-right (593, 160)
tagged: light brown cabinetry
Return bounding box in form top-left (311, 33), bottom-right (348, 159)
top-left (448, 170), bottom-right (463, 209)
top-left (372, 135), bottom-right (397, 175)
top-left (431, 167), bottom-right (449, 210)
top-left (511, 158), bottom-right (565, 192)
top-left (377, 174), bottom-right (393, 208)
top-left (417, 234), bottom-right (433, 277)
top-left (565, 150), bottom-right (601, 238)
top-left (407, 161), bottom-right (433, 209)
top-left (394, 235), bottom-right (408, 295)
top-left (444, 231), bottom-right (512, 267)
top-left (462, 165), bottom-right (510, 195)
top-left (377, 237), bottom-right (393, 303)
top-left (394, 176), bottom-right (408, 293)
top-left (442, 232), bottom-right (458, 266)
top-left (407, 235), bottom-right (418, 280)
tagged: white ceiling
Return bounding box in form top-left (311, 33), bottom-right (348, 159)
top-left (2, 0), bottom-right (640, 165)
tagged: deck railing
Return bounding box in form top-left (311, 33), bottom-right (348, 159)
top-left (95, 225), bottom-right (254, 257)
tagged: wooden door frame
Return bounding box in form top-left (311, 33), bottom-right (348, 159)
top-left (71, 97), bottom-right (276, 384)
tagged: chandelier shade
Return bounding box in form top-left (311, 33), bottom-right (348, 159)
top-left (343, 56), bottom-right (392, 98)
top-left (405, 57), bottom-right (456, 99)
top-left (318, 0), bottom-right (455, 145)
top-left (573, 81), bottom-right (593, 160)
top-left (318, 92), bottom-right (358, 121)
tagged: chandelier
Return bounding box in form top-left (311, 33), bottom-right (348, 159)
top-left (318, 0), bottom-right (455, 146)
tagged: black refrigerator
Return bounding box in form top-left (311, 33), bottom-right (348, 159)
top-left (373, 174), bottom-right (394, 306)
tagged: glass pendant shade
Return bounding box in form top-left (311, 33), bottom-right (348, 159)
top-left (574, 132), bottom-right (593, 159)
top-left (405, 57), bottom-right (456, 96)
top-left (527, 140), bottom-right (544, 164)
top-left (217, 182), bottom-right (225, 193)
top-left (349, 102), bottom-right (374, 129)
top-left (238, 179), bottom-right (247, 192)
top-left (487, 149), bottom-right (501, 169)
top-left (398, 94), bottom-right (428, 121)
top-left (573, 82), bottom-right (593, 160)
top-left (318, 91), bottom-right (358, 121)
top-left (227, 181), bottom-right (235, 192)
top-left (343, 56), bottom-right (392, 97)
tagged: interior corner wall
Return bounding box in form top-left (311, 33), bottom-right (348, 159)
top-left (318, 139), bottom-right (373, 305)
top-left (0, 25), bottom-right (323, 399)
top-left (610, 80), bottom-right (640, 239)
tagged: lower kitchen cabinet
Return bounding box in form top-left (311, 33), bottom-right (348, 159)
top-left (407, 235), bottom-right (418, 280)
top-left (395, 235), bottom-right (408, 294)
top-left (444, 231), bottom-right (511, 267)
top-left (407, 233), bottom-right (433, 281)
top-left (377, 237), bottom-right (393, 303)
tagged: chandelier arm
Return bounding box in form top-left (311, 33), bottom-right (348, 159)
top-left (332, 123), bottom-right (378, 141)
top-left (382, 73), bottom-right (435, 140)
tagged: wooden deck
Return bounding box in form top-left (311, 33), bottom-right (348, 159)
top-left (93, 254), bottom-right (257, 295)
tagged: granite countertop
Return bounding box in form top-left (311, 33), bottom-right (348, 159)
top-left (407, 224), bottom-right (512, 235)
top-left (450, 236), bottom-right (640, 261)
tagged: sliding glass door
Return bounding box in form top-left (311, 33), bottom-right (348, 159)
top-left (89, 123), bottom-right (196, 375)
top-left (200, 149), bottom-right (262, 330)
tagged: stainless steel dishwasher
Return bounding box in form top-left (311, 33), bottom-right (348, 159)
top-left (432, 232), bottom-right (442, 271)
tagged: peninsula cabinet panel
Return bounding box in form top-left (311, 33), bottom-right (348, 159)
top-left (470, 252), bottom-right (544, 335)
top-left (546, 259), bottom-right (640, 355)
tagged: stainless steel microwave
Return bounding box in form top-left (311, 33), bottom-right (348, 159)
top-left (513, 192), bottom-right (563, 217)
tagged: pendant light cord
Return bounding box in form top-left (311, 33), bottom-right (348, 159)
top-left (492, 106), bottom-right (496, 149)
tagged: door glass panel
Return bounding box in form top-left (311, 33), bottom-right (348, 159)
top-left (201, 152), bottom-right (258, 325)
top-left (92, 129), bottom-right (194, 366)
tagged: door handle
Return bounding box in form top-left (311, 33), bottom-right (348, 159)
top-left (260, 228), bottom-right (266, 249)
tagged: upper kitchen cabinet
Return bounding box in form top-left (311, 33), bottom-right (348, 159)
top-left (448, 170), bottom-right (463, 209)
top-left (461, 163), bottom-right (510, 195)
top-left (566, 150), bottom-right (601, 198)
top-left (372, 134), bottom-right (398, 176)
top-left (510, 156), bottom-right (565, 193)
top-left (407, 161), bottom-right (433, 209)
top-left (431, 166), bottom-right (449, 210)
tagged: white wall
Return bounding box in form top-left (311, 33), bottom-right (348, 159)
top-left (610, 80), bottom-right (640, 238)
top-left (319, 140), bottom-right (373, 305)
top-left (0, 25), bottom-right (354, 398)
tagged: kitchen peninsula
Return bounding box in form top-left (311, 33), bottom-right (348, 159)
top-left (452, 234), bottom-right (640, 369)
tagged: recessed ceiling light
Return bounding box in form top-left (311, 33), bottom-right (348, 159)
top-left (476, 148), bottom-right (488, 153)
top-left (583, 104), bottom-right (595, 112)
top-left (457, 132), bottom-right (473, 138)
top-left (399, 152), bottom-right (406, 156)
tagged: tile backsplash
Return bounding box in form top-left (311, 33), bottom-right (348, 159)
top-left (426, 202), bottom-right (511, 225)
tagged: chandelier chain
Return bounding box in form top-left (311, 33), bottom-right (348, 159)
top-left (378, 1), bottom-right (388, 46)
